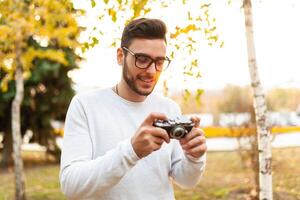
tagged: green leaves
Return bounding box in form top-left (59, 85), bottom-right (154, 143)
top-left (91, 0), bottom-right (96, 8)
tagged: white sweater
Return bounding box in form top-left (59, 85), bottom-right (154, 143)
top-left (60, 88), bottom-right (206, 200)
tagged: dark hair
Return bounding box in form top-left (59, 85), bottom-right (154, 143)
top-left (121, 18), bottom-right (167, 48)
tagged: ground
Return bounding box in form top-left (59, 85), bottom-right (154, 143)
top-left (0, 148), bottom-right (299, 200)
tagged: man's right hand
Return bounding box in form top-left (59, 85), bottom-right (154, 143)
top-left (131, 112), bottom-right (170, 158)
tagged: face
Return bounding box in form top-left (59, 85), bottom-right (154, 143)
top-left (118, 39), bottom-right (167, 97)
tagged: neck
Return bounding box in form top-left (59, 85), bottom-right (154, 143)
top-left (115, 80), bottom-right (147, 102)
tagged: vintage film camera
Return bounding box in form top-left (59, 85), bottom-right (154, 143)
top-left (153, 116), bottom-right (194, 139)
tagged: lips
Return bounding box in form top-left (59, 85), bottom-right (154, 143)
top-left (138, 75), bottom-right (155, 83)
top-left (139, 78), bottom-right (154, 83)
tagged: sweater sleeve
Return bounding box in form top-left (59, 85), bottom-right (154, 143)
top-left (169, 141), bottom-right (206, 188)
top-left (59, 96), bottom-right (140, 199)
top-left (168, 100), bottom-right (206, 188)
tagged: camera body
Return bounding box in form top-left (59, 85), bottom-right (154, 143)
top-left (153, 116), bottom-right (194, 139)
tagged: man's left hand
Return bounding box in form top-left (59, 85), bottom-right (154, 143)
top-left (179, 116), bottom-right (207, 158)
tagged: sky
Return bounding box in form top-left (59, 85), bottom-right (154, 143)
top-left (71, 0), bottom-right (300, 94)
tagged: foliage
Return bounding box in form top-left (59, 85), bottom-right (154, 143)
top-left (266, 88), bottom-right (300, 111)
top-left (78, 0), bottom-right (223, 101)
top-left (0, 0), bottom-right (82, 163)
top-left (0, 0), bottom-right (83, 90)
top-left (217, 85), bottom-right (253, 114)
top-left (176, 85), bottom-right (300, 115)
top-left (0, 46), bottom-right (77, 131)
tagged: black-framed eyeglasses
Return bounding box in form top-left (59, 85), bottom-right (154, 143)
top-left (122, 47), bottom-right (171, 71)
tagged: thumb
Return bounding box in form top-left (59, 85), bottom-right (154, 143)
top-left (190, 116), bottom-right (200, 128)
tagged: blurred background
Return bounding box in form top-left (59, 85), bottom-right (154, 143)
top-left (0, 0), bottom-right (299, 199)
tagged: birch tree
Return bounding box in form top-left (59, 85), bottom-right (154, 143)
top-left (242, 0), bottom-right (273, 199)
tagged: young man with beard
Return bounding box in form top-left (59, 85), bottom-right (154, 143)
top-left (60, 18), bottom-right (207, 200)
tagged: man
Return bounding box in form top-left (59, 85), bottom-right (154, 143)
top-left (60, 18), bottom-right (207, 200)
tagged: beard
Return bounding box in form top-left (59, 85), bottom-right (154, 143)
top-left (123, 60), bottom-right (156, 96)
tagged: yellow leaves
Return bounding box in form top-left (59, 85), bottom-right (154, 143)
top-left (37, 49), bottom-right (68, 66)
top-left (39, 0), bottom-right (68, 12)
top-left (110, 40), bottom-right (116, 48)
top-left (183, 71), bottom-right (193, 76)
top-left (170, 51), bottom-right (175, 59)
top-left (170, 24), bottom-right (201, 39)
top-left (108, 8), bottom-right (117, 22)
top-left (0, 0), bottom-right (82, 51)
top-left (0, 53), bottom-right (15, 73)
top-left (0, 0), bottom-right (81, 92)
top-left (0, 25), bottom-right (12, 40)
top-left (183, 89), bottom-right (191, 103)
top-left (2, 57), bottom-right (14, 71)
top-left (21, 47), bottom-right (68, 70)
top-left (23, 71), bottom-right (31, 80)
top-left (200, 3), bottom-right (211, 9)
top-left (191, 59), bottom-right (198, 67)
top-left (220, 41), bottom-right (224, 48)
top-left (0, 71), bottom-right (13, 92)
top-left (131, 0), bottom-right (149, 19)
top-left (163, 80), bottom-right (168, 97)
top-left (81, 37), bottom-right (99, 52)
top-left (21, 48), bottom-right (37, 70)
top-left (52, 127), bottom-right (64, 136)
top-left (195, 89), bottom-right (203, 106)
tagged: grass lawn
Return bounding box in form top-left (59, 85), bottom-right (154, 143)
top-left (0, 148), bottom-right (299, 200)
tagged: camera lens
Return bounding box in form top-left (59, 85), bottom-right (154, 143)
top-left (170, 126), bottom-right (186, 139)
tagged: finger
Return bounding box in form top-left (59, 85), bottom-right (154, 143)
top-left (151, 127), bottom-right (170, 143)
top-left (190, 116), bottom-right (200, 127)
top-left (182, 135), bottom-right (205, 150)
top-left (152, 142), bottom-right (163, 151)
top-left (181, 128), bottom-right (205, 144)
top-left (184, 127), bottom-right (204, 143)
top-left (185, 143), bottom-right (207, 156)
top-left (142, 112), bottom-right (167, 126)
top-left (152, 137), bottom-right (165, 146)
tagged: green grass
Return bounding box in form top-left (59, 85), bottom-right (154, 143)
top-left (174, 148), bottom-right (300, 200)
top-left (0, 164), bottom-right (65, 200)
top-left (1, 148), bottom-right (300, 200)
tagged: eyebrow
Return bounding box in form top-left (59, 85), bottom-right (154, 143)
top-left (134, 53), bottom-right (167, 60)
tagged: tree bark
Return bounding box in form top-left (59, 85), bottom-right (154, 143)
top-left (242, 0), bottom-right (273, 199)
top-left (12, 30), bottom-right (26, 200)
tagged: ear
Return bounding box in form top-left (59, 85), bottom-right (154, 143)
top-left (117, 47), bottom-right (124, 65)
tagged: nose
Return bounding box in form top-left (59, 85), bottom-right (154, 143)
top-left (145, 61), bottom-right (157, 74)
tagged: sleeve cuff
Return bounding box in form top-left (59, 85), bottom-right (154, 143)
top-left (122, 139), bottom-right (141, 165)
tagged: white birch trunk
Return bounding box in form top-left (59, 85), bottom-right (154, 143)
top-left (242, 0), bottom-right (273, 199)
top-left (12, 29), bottom-right (26, 200)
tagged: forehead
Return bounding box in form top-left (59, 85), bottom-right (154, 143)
top-left (128, 39), bottom-right (167, 57)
